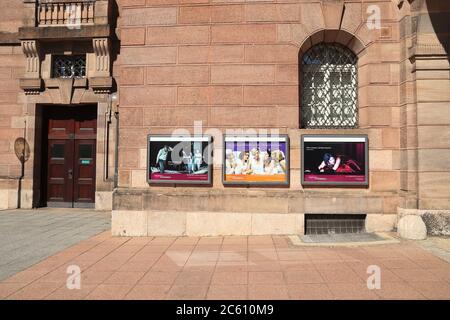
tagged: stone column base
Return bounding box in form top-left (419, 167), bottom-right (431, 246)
top-left (0, 189), bottom-right (17, 210)
top-left (397, 207), bottom-right (450, 236)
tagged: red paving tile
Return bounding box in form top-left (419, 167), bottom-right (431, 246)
top-left (284, 270), bottom-right (324, 284)
top-left (45, 284), bottom-right (97, 300)
top-left (391, 268), bottom-right (441, 282)
top-left (408, 281), bottom-right (450, 299)
top-left (349, 265), bottom-right (403, 282)
top-left (374, 282), bottom-right (425, 300)
top-left (318, 267), bottom-right (364, 284)
top-left (277, 250), bottom-right (310, 261)
top-left (215, 261), bottom-right (248, 272)
top-left (248, 250), bottom-right (278, 261)
top-left (428, 268), bottom-right (450, 282)
top-left (7, 282), bottom-right (62, 300)
top-left (279, 260), bottom-right (316, 271)
top-left (173, 271), bottom-right (214, 285)
top-left (287, 284), bottom-right (334, 300)
top-left (211, 271), bottom-right (248, 285)
top-left (248, 285), bottom-right (289, 300)
top-left (36, 267), bottom-right (71, 283)
top-left (219, 251), bottom-right (247, 262)
top-left (81, 270), bottom-right (113, 285)
top-left (327, 283), bottom-right (380, 300)
top-left (85, 284), bottom-right (133, 300)
top-left (207, 285), bottom-right (248, 300)
top-left (103, 271), bottom-right (146, 285)
top-left (247, 261), bottom-right (281, 272)
top-left (125, 285), bottom-right (170, 300)
top-left (1, 233), bottom-right (449, 300)
top-left (167, 285), bottom-right (209, 300)
top-left (139, 271), bottom-right (180, 285)
top-left (0, 283), bottom-right (27, 299)
top-left (248, 271), bottom-right (284, 285)
top-left (380, 258), bottom-right (420, 269)
top-left (313, 260), bottom-right (349, 270)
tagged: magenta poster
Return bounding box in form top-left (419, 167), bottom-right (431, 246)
top-left (302, 135), bottom-right (368, 186)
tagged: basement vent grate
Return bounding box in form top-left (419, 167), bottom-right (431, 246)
top-left (305, 214), bottom-right (366, 235)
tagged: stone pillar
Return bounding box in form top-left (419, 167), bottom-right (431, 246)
top-left (410, 0), bottom-right (450, 210)
top-left (397, 0), bottom-right (450, 237)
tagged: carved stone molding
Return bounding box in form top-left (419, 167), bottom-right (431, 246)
top-left (91, 37), bottom-right (112, 93)
top-left (93, 38), bottom-right (111, 77)
top-left (20, 40), bottom-right (43, 95)
top-left (21, 40), bottom-right (40, 78)
top-left (90, 77), bottom-right (113, 94)
top-left (408, 0), bottom-right (449, 59)
top-left (19, 78), bottom-right (43, 95)
top-left (45, 78), bottom-right (88, 104)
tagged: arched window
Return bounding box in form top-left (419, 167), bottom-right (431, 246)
top-left (301, 43), bottom-right (358, 128)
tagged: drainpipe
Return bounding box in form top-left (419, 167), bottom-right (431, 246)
top-left (105, 93), bottom-right (118, 187)
top-left (106, 92), bottom-right (119, 189)
top-left (114, 107), bottom-right (119, 189)
top-left (103, 103), bottom-right (111, 181)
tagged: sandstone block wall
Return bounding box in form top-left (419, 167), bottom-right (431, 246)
top-left (111, 0), bottom-right (414, 235)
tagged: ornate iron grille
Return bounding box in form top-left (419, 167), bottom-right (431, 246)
top-left (301, 43), bottom-right (358, 128)
top-left (52, 55), bottom-right (86, 78)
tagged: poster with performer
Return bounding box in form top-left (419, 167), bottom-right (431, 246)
top-left (223, 135), bottom-right (289, 185)
top-left (301, 135), bottom-right (369, 186)
top-left (147, 135), bottom-right (212, 184)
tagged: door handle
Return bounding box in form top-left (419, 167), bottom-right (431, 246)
top-left (68, 169), bottom-right (73, 179)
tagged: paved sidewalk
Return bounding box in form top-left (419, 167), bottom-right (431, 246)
top-left (0, 232), bottom-right (449, 300)
top-left (0, 209), bottom-right (110, 281)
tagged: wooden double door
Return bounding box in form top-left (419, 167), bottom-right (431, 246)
top-left (46, 107), bottom-right (97, 208)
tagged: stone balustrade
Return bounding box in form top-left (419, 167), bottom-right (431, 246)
top-left (37, 0), bottom-right (95, 26)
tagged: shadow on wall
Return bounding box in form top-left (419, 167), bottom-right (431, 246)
top-left (424, 0), bottom-right (449, 60)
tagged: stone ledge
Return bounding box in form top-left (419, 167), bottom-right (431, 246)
top-left (111, 210), bottom-right (305, 237)
top-left (113, 188), bottom-right (393, 215)
top-left (89, 77), bottom-right (113, 94)
top-left (19, 78), bottom-right (43, 94)
top-left (18, 25), bottom-right (111, 40)
top-left (111, 210), bottom-right (399, 237)
top-left (0, 32), bottom-right (20, 44)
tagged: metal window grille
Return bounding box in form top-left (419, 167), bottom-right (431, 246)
top-left (305, 214), bottom-right (366, 235)
top-left (52, 55), bottom-right (86, 79)
top-left (301, 43), bottom-right (358, 128)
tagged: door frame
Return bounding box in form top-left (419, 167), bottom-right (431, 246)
top-left (39, 104), bottom-right (98, 208)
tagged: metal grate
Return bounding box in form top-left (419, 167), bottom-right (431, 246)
top-left (301, 43), bottom-right (358, 129)
top-left (52, 55), bottom-right (86, 79)
top-left (305, 214), bottom-right (366, 235)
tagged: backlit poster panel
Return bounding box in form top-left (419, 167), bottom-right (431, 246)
top-left (223, 135), bottom-right (289, 185)
top-left (147, 135), bottom-right (212, 184)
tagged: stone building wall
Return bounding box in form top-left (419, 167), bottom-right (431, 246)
top-left (0, 0), bottom-right (117, 210)
top-left (0, 0), bottom-right (448, 237)
top-left (0, 1), bottom-right (26, 209)
top-left (112, 0), bottom-right (409, 236)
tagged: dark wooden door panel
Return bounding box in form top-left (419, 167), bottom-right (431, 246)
top-left (48, 118), bottom-right (75, 139)
top-left (45, 106), bottom-right (97, 207)
top-left (47, 139), bottom-right (74, 204)
top-left (73, 139), bottom-right (96, 203)
top-left (75, 117), bottom-right (97, 139)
